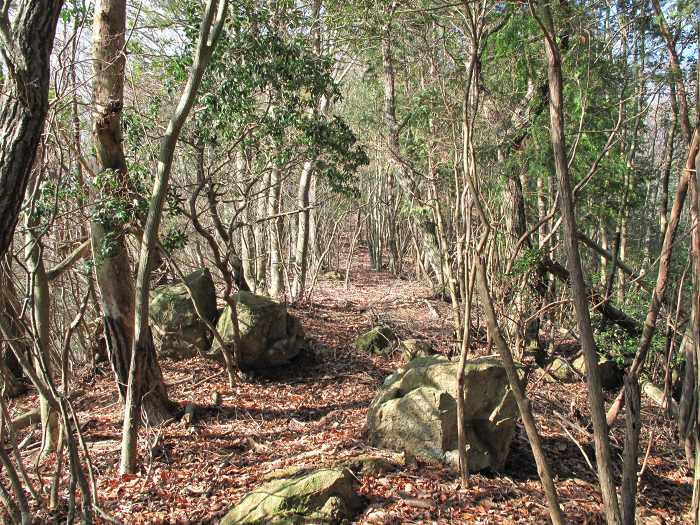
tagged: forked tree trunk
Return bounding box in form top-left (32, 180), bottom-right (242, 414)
top-left (90, 0), bottom-right (172, 422)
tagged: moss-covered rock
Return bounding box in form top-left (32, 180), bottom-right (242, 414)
top-left (368, 356), bottom-right (523, 472)
top-left (547, 357), bottom-right (578, 382)
top-left (210, 291), bottom-right (304, 370)
top-left (355, 326), bottom-right (395, 355)
top-left (149, 268), bottom-right (217, 359)
top-left (220, 467), bottom-right (362, 524)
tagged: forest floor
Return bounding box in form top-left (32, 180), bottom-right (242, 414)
top-left (7, 249), bottom-right (693, 524)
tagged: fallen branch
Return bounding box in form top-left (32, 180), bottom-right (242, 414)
top-left (542, 258), bottom-right (641, 336)
top-left (10, 409), bottom-right (40, 432)
top-left (554, 412), bottom-right (594, 472)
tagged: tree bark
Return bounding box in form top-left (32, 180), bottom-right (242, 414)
top-left (90, 0), bottom-right (173, 423)
top-left (687, 145), bottom-right (700, 522)
top-left (538, 4), bottom-right (622, 521)
top-left (0, 0), bottom-right (64, 260)
top-left (121, 0), bottom-right (226, 474)
top-left (475, 259), bottom-right (565, 524)
top-left (25, 218), bottom-right (59, 457)
top-left (292, 160), bottom-right (313, 300)
top-left (621, 375), bottom-right (641, 525)
top-left (268, 167), bottom-right (284, 298)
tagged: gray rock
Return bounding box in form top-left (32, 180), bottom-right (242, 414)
top-left (149, 268), bottom-right (217, 359)
top-left (368, 356), bottom-right (522, 472)
top-left (219, 467), bottom-right (362, 524)
top-left (210, 291), bottom-right (304, 370)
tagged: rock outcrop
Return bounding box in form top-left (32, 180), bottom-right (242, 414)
top-left (368, 355), bottom-right (522, 472)
top-left (211, 291), bottom-right (304, 370)
top-left (220, 467), bottom-right (362, 524)
top-left (149, 268), bottom-right (218, 359)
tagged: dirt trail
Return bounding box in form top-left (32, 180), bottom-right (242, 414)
top-left (7, 252), bottom-right (691, 523)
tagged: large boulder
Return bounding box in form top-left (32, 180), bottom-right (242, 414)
top-left (211, 291), bottom-right (304, 370)
top-left (368, 356), bottom-right (522, 472)
top-left (149, 268), bottom-right (218, 359)
top-left (220, 467), bottom-right (362, 524)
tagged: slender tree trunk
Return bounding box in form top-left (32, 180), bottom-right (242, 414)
top-left (25, 220), bottom-right (59, 458)
top-left (238, 152), bottom-right (256, 291)
top-left (688, 147), bottom-right (700, 522)
top-left (538, 5), bottom-right (622, 522)
top-left (381, 10), bottom-right (443, 284)
top-left (659, 123), bottom-right (676, 237)
top-left (621, 375), bottom-right (641, 525)
top-left (475, 259), bottom-right (565, 525)
top-left (254, 175), bottom-right (269, 292)
top-left (268, 167), bottom-right (284, 298)
top-left (292, 160), bottom-right (313, 300)
top-left (121, 0), bottom-right (226, 474)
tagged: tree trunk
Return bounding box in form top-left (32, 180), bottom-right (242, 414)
top-left (659, 123), bottom-right (676, 237)
top-left (254, 174), bottom-right (269, 292)
top-left (380, 11), bottom-right (443, 284)
top-left (0, 1), bottom-right (64, 260)
top-left (121, 0), bottom-right (226, 474)
top-left (687, 146), bottom-right (700, 521)
top-left (621, 375), bottom-right (641, 525)
top-left (238, 152), bottom-right (257, 291)
top-left (90, 0), bottom-right (172, 422)
top-left (539, 5), bottom-right (622, 522)
top-left (268, 167), bottom-right (284, 298)
top-left (0, 272), bottom-right (29, 398)
top-left (475, 259), bottom-right (565, 524)
top-left (292, 160), bottom-right (313, 300)
top-left (25, 220), bottom-right (59, 458)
